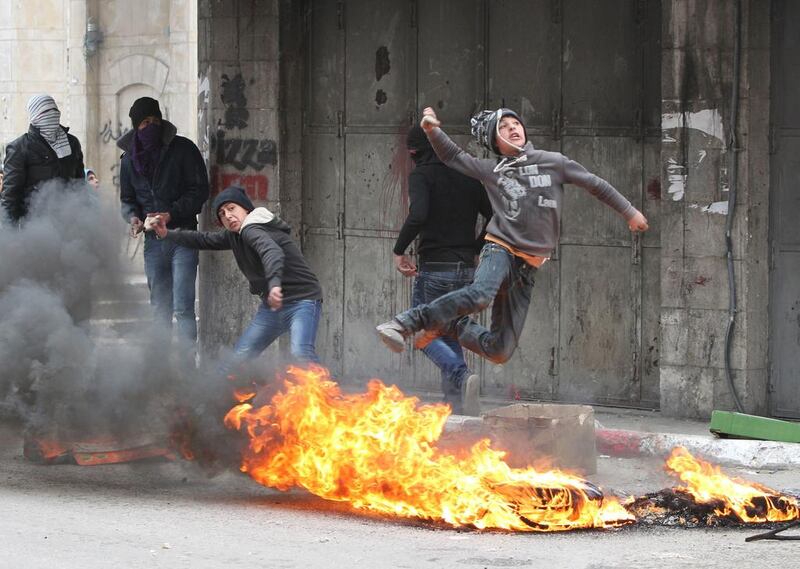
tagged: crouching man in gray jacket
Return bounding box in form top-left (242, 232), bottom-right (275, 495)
top-left (151, 185), bottom-right (323, 373)
top-left (377, 106), bottom-right (649, 366)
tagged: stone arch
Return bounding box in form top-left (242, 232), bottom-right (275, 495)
top-left (106, 55), bottom-right (171, 134)
top-left (108, 54), bottom-right (170, 96)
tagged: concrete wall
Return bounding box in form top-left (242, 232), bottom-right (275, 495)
top-left (191, 0), bottom-right (778, 418)
top-left (659, 0), bottom-right (770, 417)
top-left (0, 1), bottom-right (81, 159)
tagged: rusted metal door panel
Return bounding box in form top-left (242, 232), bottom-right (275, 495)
top-left (307, 0), bottom-right (344, 127)
top-left (487, 0), bottom-right (561, 130)
top-left (640, 139), bottom-right (662, 406)
top-left (300, 0), bottom-right (661, 410)
top-left (345, 0), bottom-right (416, 127)
top-left (769, 0), bottom-right (800, 418)
top-left (417, 0), bottom-right (484, 126)
top-left (641, 0), bottom-right (662, 131)
top-left (303, 134), bottom-right (342, 229)
top-left (558, 245), bottom-right (638, 404)
top-left (304, 234), bottom-right (345, 375)
top-left (343, 235), bottom-right (412, 381)
top-left (560, 137), bottom-right (643, 245)
top-left (640, 247), bottom-right (660, 406)
top-left (344, 133), bottom-right (410, 231)
top-left (562, 0), bottom-right (640, 131)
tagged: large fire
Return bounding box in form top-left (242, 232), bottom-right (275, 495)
top-left (222, 366), bottom-right (799, 532)
top-left (224, 366), bottom-right (633, 531)
top-left (664, 447), bottom-right (799, 523)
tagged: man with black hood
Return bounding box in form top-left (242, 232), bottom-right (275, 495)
top-left (118, 97), bottom-right (209, 343)
top-left (2, 94), bottom-right (85, 223)
top-left (393, 125), bottom-right (492, 415)
top-left (377, 106), bottom-right (649, 365)
top-left (150, 185), bottom-right (323, 371)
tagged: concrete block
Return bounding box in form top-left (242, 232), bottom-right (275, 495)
top-left (661, 47), bottom-right (731, 102)
top-left (212, 62), bottom-right (279, 113)
top-left (679, 257), bottom-right (728, 310)
top-left (684, 308), bottom-right (733, 369)
top-left (684, 205), bottom-right (726, 257)
top-left (0, 41), bottom-right (12, 81)
top-left (665, 0), bottom-right (735, 50)
top-left (712, 367), bottom-right (767, 415)
top-left (209, 17), bottom-right (239, 63)
top-left (482, 404), bottom-right (597, 474)
top-left (660, 364), bottom-right (716, 419)
top-left (660, 307), bottom-right (688, 366)
top-left (237, 14), bottom-right (279, 62)
top-left (661, 256), bottom-right (686, 308)
top-left (15, 0), bottom-right (65, 30)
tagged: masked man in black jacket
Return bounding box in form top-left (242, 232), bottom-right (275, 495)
top-left (118, 97), bottom-right (209, 343)
top-left (2, 94), bottom-right (85, 223)
top-left (392, 125), bottom-right (492, 415)
top-left (150, 185), bottom-right (323, 373)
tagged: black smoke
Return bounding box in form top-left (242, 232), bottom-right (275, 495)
top-left (0, 181), bottom-right (207, 448)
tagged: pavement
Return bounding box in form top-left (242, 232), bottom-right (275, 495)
top-left (2, 417), bottom-right (800, 569)
top-left (444, 405), bottom-right (800, 472)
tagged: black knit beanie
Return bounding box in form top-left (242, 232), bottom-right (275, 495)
top-left (470, 108), bottom-right (526, 154)
top-left (212, 185), bottom-right (255, 222)
top-left (129, 97), bottom-right (162, 128)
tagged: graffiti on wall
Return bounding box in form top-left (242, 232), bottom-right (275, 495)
top-left (221, 73), bottom-right (250, 129)
top-left (209, 129), bottom-right (276, 201)
top-left (99, 119), bottom-right (131, 145)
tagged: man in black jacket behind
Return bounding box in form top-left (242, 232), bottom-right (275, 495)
top-left (392, 125), bottom-right (492, 415)
top-left (150, 185), bottom-right (323, 373)
top-left (2, 94), bottom-right (85, 223)
top-left (118, 97), bottom-right (209, 343)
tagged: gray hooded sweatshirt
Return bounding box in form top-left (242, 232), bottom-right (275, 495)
top-left (427, 128), bottom-right (636, 257)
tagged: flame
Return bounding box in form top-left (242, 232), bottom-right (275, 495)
top-left (224, 366), bottom-right (634, 531)
top-left (665, 447), bottom-right (799, 523)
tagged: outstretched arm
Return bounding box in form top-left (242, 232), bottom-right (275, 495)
top-left (422, 107), bottom-right (489, 182)
top-left (152, 215), bottom-right (231, 249)
top-left (562, 157), bottom-right (648, 232)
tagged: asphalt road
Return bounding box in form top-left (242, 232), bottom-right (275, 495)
top-left (1, 421), bottom-right (797, 569)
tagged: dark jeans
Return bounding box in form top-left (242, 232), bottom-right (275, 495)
top-left (412, 264), bottom-right (475, 400)
top-left (396, 243), bottom-right (536, 364)
top-left (227, 298), bottom-right (322, 369)
top-left (143, 233), bottom-right (198, 341)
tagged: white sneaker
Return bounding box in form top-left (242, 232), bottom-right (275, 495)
top-left (375, 320), bottom-right (407, 353)
top-left (461, 373), bottom-right (481, 416)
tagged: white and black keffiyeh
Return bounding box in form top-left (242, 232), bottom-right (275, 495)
top-left (27, 94), bottom-right (71, 159)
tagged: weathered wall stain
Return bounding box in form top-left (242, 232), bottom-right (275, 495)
top-left (220, 73), bottom-right (250, 129)
top-left (212, 130), bottom-right (277, 171)
top-left (375, 89), bottom-right (387, 107)
top-left (646, 177), bottom-right (661, 200)
top-left (375, 46), bottom-right (390, 81)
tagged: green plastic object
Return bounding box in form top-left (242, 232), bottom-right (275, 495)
top-left (709, 410), bottom-right (800, 443)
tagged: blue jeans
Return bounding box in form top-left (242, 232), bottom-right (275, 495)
top-left (412, 264), bottom-right (475, 401)
top-left (229, 298), bottom-right (322, 369)
top-left (397, 243), bottom-right (536, 364)
top-left (143, 233), bottom-right (198, 341)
